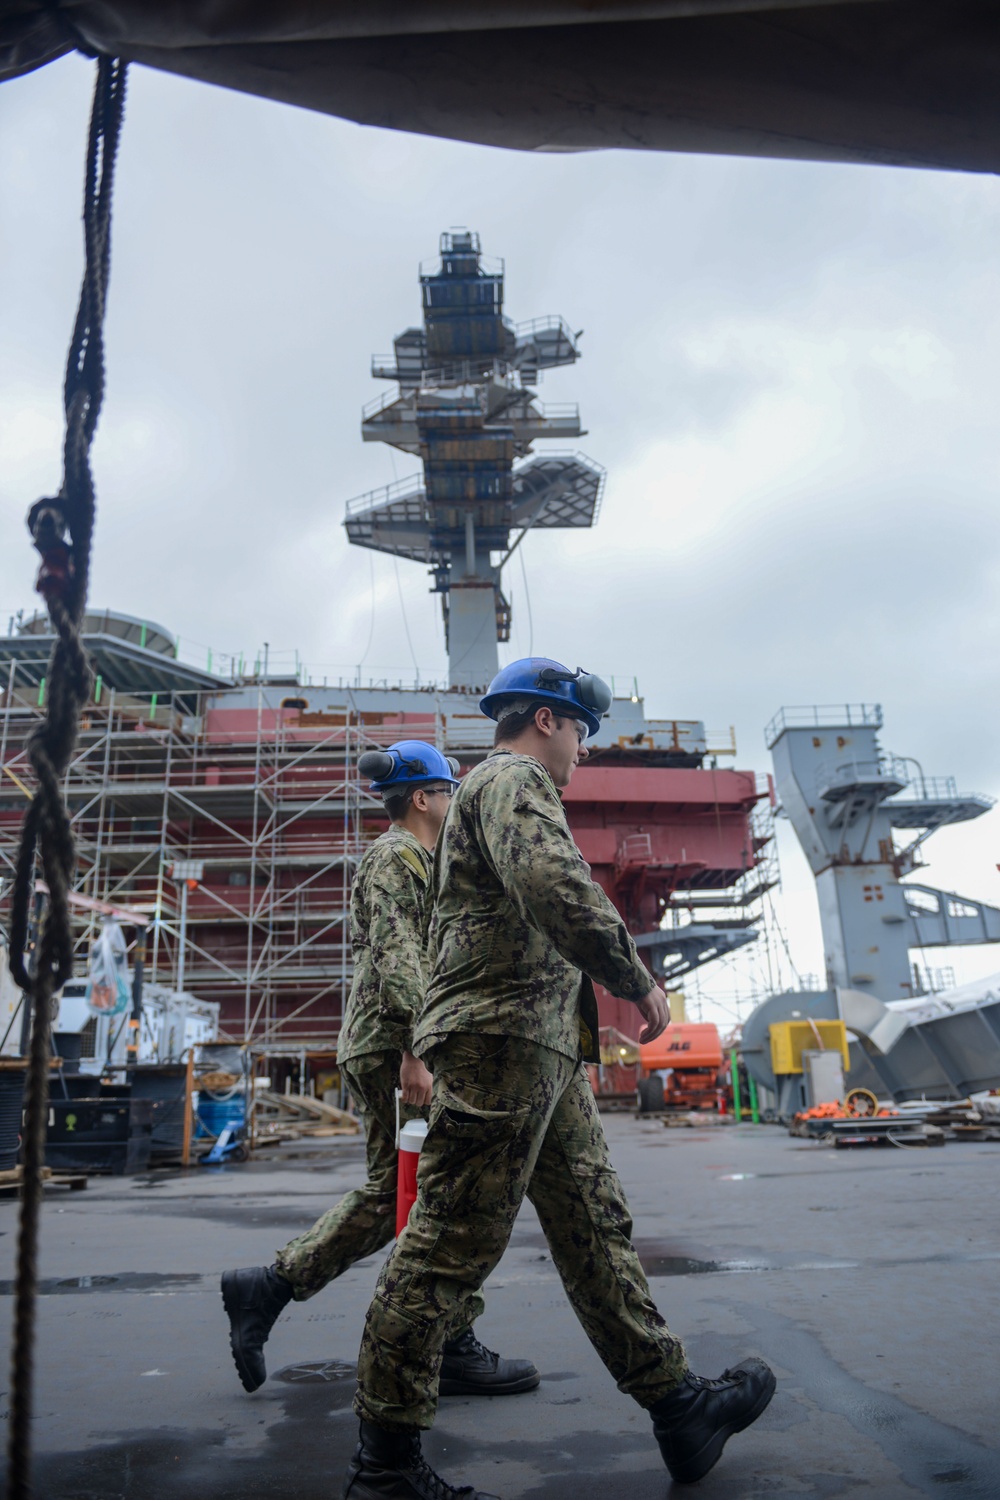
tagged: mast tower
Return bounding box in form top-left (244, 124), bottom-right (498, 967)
top-left (344, 230), bottom-right (603, 689)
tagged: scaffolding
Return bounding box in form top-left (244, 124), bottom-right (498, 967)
top-left (1, 625), bottom-right (768, 1052)
top-left (0, 652), bottom-right (436, 1047)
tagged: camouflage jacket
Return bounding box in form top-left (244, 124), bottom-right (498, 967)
top-left (337, 826), bottom-right (432, 1065)
top-left (414, 750), bottom-right (655, 1063)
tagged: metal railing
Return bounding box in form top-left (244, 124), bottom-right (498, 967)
top-left (362, 388), bottom-right (407, 420)
top-left (345, 474), bottom-right (426, 518)
top-left (519, 402), bottom-right (581, 428)
top-left (705, 727), bottom-right (738, 756)
top-left (515, 314), bottom-right (573, 339)
top-left (815, 757), bottom-right (906, 798)
top-left (442, 716), bottom-right (495, 750)
top-left (765, 703), bottom-right (882, 747)
top-left (615, 833), bottom-right (653, 875)
top-left (361, 386), bottom-right (582, 431)
top-left (885, 765), bottom-right (960, 803)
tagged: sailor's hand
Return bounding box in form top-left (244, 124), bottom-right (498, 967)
top-left (400, 1050), bottom-right (433, 1107)
top-left (636, 986), bottom-right (671, 1044)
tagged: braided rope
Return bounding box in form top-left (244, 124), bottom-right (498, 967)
top-left (6, 56), bottom-right (127, 1499)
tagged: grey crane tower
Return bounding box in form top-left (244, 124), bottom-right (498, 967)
top-left (738, 704), bottom-right (1000, 1113)
top-left (344, 231), bottom-right (604, 690)
top-left (766, 704), bottom-right (999, 1001)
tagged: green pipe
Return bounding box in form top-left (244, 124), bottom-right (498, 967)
top-left (37, 678), bottom-right (45, 708)
top-left (747, 1070), bottom-right (760, 1125)
top-left (94, 675), bottom-right (102, 704)
top-left (139, 622), bottom-right (147, 649)
top-left (149, 693), bottom-right (158, 718)
top-left (730, 1046), bottom-right (742, 1122)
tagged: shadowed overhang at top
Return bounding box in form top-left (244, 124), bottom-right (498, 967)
top-left (4, 2), bottom-right (1000, 173)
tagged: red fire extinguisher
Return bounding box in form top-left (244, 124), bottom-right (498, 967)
top-left (395, 1089), bottom-right (428, 1235)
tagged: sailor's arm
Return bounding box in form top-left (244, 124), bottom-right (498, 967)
top-left (367, 850), bottom-right (435, 1102)
top-left (483, 766), bottom-right (666, 1023)
top-left (367, 872), bottom-right (427, 1055)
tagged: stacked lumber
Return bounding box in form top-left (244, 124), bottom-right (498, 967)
top-left (912, 1099), bottom-right (1000, 1140)
top-left (254, 1090), bottom-right (361, 1143)
top-left (0, 1166), bottom-right (88, 1196)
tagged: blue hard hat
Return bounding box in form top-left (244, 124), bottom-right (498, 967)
top-left (358, 740), bottom-right (461, 795)
top-left (480, 657), bottom-right (613, 739)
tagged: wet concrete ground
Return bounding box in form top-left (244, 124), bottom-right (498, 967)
top-left (1, 1117), bottom-right (998, 1500)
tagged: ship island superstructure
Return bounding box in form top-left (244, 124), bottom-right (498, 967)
top-left (0, 233), bottom-right (771, 1060)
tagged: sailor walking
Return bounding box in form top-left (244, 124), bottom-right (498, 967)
top-left (343, 662), bottom-right (775, 1500)
top-left (221, 741), bottom-right (538, 1401)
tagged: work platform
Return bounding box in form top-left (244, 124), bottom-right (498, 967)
top-left (3, 1118), bottom-right (996, 1500)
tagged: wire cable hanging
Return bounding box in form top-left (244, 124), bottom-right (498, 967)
top-left (519, 545), bottom-right (533, 657)
top-left (6, 56), bottom-right (128, 1500)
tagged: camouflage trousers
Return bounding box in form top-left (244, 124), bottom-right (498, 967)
top-left (274, 1051), bottom-right (484, 1333)
top-left (354, 1034), bottom-right (688, 1430)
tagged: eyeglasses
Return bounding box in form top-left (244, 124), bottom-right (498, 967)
top-left (427, 785), bottom-right (455, 798)
top-left (553, 714), bottom-right (588, 743)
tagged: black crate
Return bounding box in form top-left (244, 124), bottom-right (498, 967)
top-left (44, 1097), bottom-right (152, 1175)
top-left (129, 1066), bottom-right (189, 1161)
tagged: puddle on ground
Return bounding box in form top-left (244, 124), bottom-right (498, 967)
top-left (639, 1254), bottom-right (772, 1276)
top-left (251, 1147), bottom-right (366, 1166)
top-left (127, 1200), bottom-right (321, 1230)
top-left (637, 1246), bottom-right (1000, 1277)
top-left (0, 1271), bottom-right (206, 1296)
top-left (272, 1360), bottom-right (355, 1385)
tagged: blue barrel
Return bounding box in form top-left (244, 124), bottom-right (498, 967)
top-left (195, 1092), bottom-right (245, 1140)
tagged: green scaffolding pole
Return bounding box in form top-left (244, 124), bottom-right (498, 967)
top-left (747, 1070), bottom-right (760, 1125)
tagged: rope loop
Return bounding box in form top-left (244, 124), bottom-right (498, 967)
top-left (6, 55), bottom-right (127, 1500)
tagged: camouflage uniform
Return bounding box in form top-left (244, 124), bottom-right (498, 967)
top-left (354, 749), bottom-right (689, 1430)
top-left (275, 824), bottom-right (483, 1328)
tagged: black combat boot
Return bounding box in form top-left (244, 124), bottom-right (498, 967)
top-left (438, 1328), bottom-right (539, 1397)
top-left (221, 1264), bottom-right (293, 1392)
top-left (342, 1421), bottom-right (501, 1500)
top-left (649, 1357), bottom-right (776, 1483)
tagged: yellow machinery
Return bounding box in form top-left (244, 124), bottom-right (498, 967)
top-left (769, 1020), bottom-right (850, 1078)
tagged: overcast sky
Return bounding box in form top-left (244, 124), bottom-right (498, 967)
top-left (2, 52), bottom-right (999, 1020)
